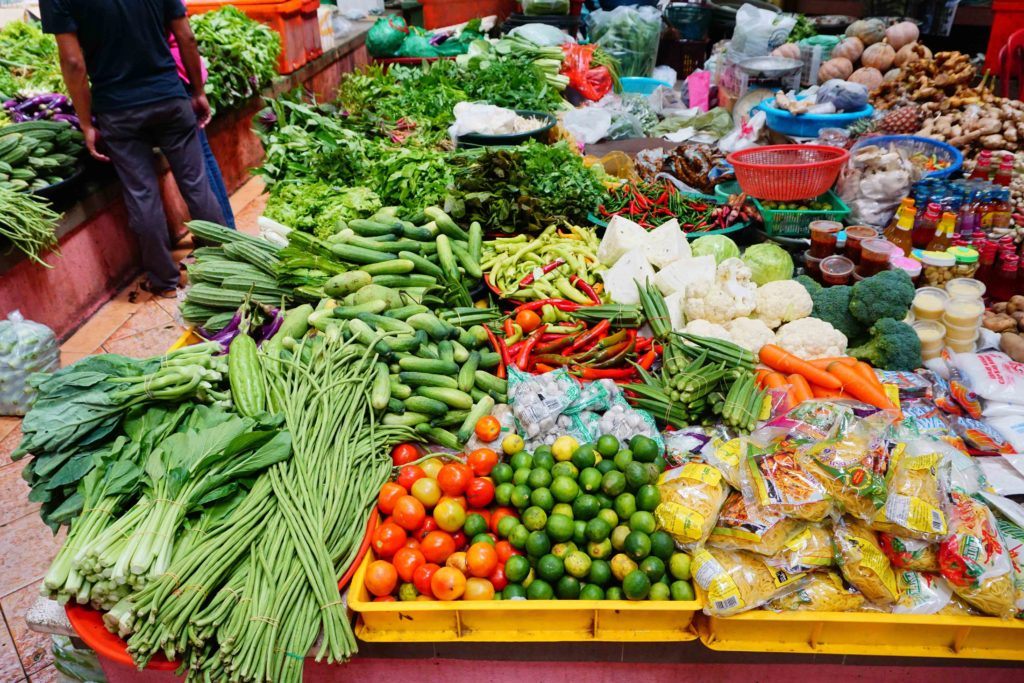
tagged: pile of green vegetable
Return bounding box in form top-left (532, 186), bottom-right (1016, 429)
top-left (0, 21), bottom-right (64, 97)
top-left (0, 184), bottom-right (60, 266)
top-left (0, 119), bottom-right (85, 192)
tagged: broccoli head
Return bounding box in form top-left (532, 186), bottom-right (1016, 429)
top-left (807, 284), bottom-right (866, 344)
top-left (847, 318), bottom-right (922, 370)
top-left (849, 270), bottom-right (915, 327)
top-left (794, 274), bottom-right (821, 296)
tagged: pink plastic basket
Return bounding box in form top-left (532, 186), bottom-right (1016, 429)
top-left (727, 144), bottom-right (850, 201)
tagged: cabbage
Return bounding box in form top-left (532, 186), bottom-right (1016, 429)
top-left (742, 243), bottom-right (794, 285)
top-left (691, 234), bottom-right (739, 265)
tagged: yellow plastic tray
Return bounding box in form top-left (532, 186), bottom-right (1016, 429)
top-left (349, 554), bottom-right (701, 642)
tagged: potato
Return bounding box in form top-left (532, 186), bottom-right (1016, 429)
top-left (1000, 333), bottom-right (1024, 362)
top-left (1008, 295), bottom-right (1024, 314)
top-left (983, 313), bottom-right (1018, 333)
top-left (993, 301), bottom-right (1009, 314)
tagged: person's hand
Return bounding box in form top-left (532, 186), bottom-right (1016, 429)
top-left (81, 124), bottom-right (109, 162)
top-left (192, 94), bottom-right (211, 129)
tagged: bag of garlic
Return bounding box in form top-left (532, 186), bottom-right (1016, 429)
top-left (0, 311), bottom-right (60, 415)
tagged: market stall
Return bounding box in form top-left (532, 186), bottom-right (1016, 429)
top-left (6, 2), bottom-right (1024, 682)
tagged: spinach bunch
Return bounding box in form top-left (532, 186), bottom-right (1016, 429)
top-left (192, 6), bottom-right (281, 114)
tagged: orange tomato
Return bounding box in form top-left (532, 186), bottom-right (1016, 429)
top-left (413, 517), bottom-right (438, 541)
top-left (374, 595), bottom-right (397, 602)
top-left (410, 477), bottom-right (442, 508)
top-left (392, 495), bottom-right (426, 531)
top-left (392, 547), bottom-right (426, 583)
top-left (371, 522), bottom-right (406, 559)
top-left (467, 447), bottom-right (499, 476)
top-left (396, 465), bottom-right (426, 490)
top-left (466, 542), bottom-right (498, 578)
top-left (431, 567), bottom-right (466, 601)
top-left (413, 562), bottom-right (440, 597)
top-left (465, 478), bottom-right (495, 509)
top-left (474, 417), bottom-right (502, 443)
top-left (377, 482), bottom-right (407, 515)
top-left (365, 560), bottom-right (398, 597)
top-left (515, 309), bottom-right (541, 333)
top-left (488, 564), bottom-right (508, 591)
top-left (494, 540), bottom-right (518, 564)
top-left (437, 463), bottom-right (473, 497)
top-left (489, 507), bottom-right (517, 534)
top-left (433, 498), bottom-right (466, 532)
top-left (463, 577), bottom-right (495, 601)
top-left (420, 531), bottom-right (456, 564)
top-left (416, 595), bottom-right (435, 601)
top-left (445, 551), bottom-right (469, 573)
top-left (420, 457), bottom-right (444, 479)
top-left (392, 443), bottom-right (421, 466)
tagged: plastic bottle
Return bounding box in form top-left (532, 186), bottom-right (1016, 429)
top-left (974, 240), bottom-right (998, 293)
top-left (969, 150), bottom-right (993, 180)
top-left (994, 157), bottom-right (1014, 187)
top-left (957, 190), bottom-right (976, 236)
top-left (912, 202), bottom-right (941, 249)
top-left (926, 212), bottom-right (956, 252)
top-left (884, 198), bottom-right (915, 241)
top-left (890, 207), bottom-right (916, 256)
top-left (978, 190), bottom-right (997, 231)
top-left (990, 188), bottom-right (1012, 233)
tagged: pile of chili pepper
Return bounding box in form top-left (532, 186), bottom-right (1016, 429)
top-left (597, 180), bottom-right (748, 233)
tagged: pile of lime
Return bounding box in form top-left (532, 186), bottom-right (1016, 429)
top-left (491, 432), bottom-right (694, 601)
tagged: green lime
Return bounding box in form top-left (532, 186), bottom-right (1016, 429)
top-left (510, 484), bottom-right (532, 509)
top-left (528, 468), bottom-right (552, 489)
top-left (573, 520), bottom-right (587, 545)
top-left (497, 515), bottom-right (519, 539)
top-left (588, 559), bottom-right (612, 586)
top-left (624, 531), bottom-right (651, 561)
top-left (658, 575), bottom-right (671, 586)
top-left (556, 575), bottom-right (581, 600)
top-left (572, 494), bottom-right (600, 521)
top-left (564, 550), bottom-right (592, 579)
top-left (513, 467), bottom-right (531, 487)
top-left (471, 533), bottom-right (495, 546)
top-left (525, 530), bottom-right (551, 558)
top-left (585, 517), bottom-right (612, 543)
top-left (551, 542), bottom-right (576, 559)
top-left (610, 553), bottom-right (637, 582)
top-left (639, 556), bottom-right (665, 582)
top-left (494, 482), bottom-right (514, 507)
top-left (503, 583), bottom-right (527, 599)
top-left (623, 570), bottom-right (651, 600)
top-left (579, 583), bottom-right (605, 600)
top-left (586, 538), bottom-right (612, 560)
top-left (648, 582), bottom-right (670, 601)
top-left (526, 578), bottom-right (554, 600)
top-left (551, 476), bottom-right (580, 504)
top-left (596, 434), bottom-right (620, 458)
top-left (614, 493), bottom-right (637, 520)
top-left (530, 487), bottom-right (554, 512)
top-left (596, 508), bottom-right (618, 529)
top-left (552, 503), bottom-right (574, 519)
top-left (653, 455), bottom-right (667, 473)
top-left (595, 493), bottom-right (614, 510)
top-left (601, 470), bottom-right (626, 497)
top-left (669, 553), bottom-right (692, 580)
top-left (629, 511), bottom-right (656, 535)
top-left (510, 451), bottom-right (533, 471)
top-left (522, 506), bottom-right (548, 531)
top-left (532, 449), bottom-right (555, 471)
top-left (613, 449), bottom-right (633, 471)
top-left (463, 513), bottom-right (488, 538)
top-left (670, 580), bottom-right (695, 601)
top-left (605, 586), bottom-right (624, 601)
top-left (644, 463), bottom-right (662, 485)
top-left (491, 463), bottom-right (514, 485)
top-left (629, 435), bottom-right (659, 463)
top-left (537, 554), bottom-right (565, 583)
top-left (624, 461), bottom-right (650, 491)
top-left (649, 530), bottom-right (675, 561)
top-left (546, 514), bottom-right (575, 543)
top-left (610, 525), bottom-right (631, 551)
top-left (533, 444), bottom-right (553, 460)
top-left (596, 459), bottom-right (616, 475)
top-left (505, 555), bottom-right (531, 583)
top-left (508, 524), bottom-right (529, 549)
top-left (579, 467), bottom-right (603, 492)
top-left (635, 484), bottom-right (660, 512)
top-left (572, 443), bottom-right (597, 470)
top-left (551, 461), bottom-right (579, 480)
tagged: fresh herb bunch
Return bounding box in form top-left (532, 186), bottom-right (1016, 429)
top-left (787, 14), bottom-right (818, 42)
top-left (264, 181), bottom-right (382, 238)
top-left (0, 21), bottom-right (64, 96)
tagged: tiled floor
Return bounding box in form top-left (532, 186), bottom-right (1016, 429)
top-left (0, 177), bottom-right (267, 682)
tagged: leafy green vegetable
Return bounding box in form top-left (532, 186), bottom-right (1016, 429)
top-left (0, 21), bottom-right (63, 96)
top-left (742, 243), bottom-right (793, 285)
top-left (264, 182), bottom-right (381, 238)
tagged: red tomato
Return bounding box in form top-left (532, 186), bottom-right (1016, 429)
top-left (494, 540), bottom-right (519, 563)
top-left (371, 522), bottom-right (406, 559)
top-left (392, 547), bottom-right (426, 583)
top-left (397, 465), bottom-right (426, 490)
top-left (451, 530), bottom-right (468, 550)
top-left (392, 443), bottom-right (421, 466)
top-left (403, 538), bottom-right (421, 551)
top-left (465, 478), bottom-right (495, 508)
top-left (377, 482), bottom-right (407, 515)
top-left (436, 463), bottom-right (473, 497)
top-left (489, 507), bottom-right (517, 534)
top-left (414, 517), bottom-right (438, 541)
top-left (488, 564), bottom-right (508, 591)
top-left (374, 595), bottom-right (397, 602)
top-left (420, 531), bottom-right (456, 564)
top-left (392, 495), bottom-right (426, 531)
top-left (365, 561), bottom-right (398, 597)
top-left (413, 562), bottom-right (441, 597)
top-left (467, 448), bottom-right (499, 476)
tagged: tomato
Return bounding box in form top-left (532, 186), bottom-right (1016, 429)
top-left (463, 577), bottom-right (495, 601)
top-left (515, 309), bottom-right (541, 333)
top-left (377, 482), bottom-right (407, 515)
top-left (489, 507), bottom-right (517, 534)
top-left (445, 551), bottom-right (469, 573)
top-left (474, 417), bottom-right (502, 443)
top-left (438, 495), bottom-right (467, 510)
top-left (494, 540), bottom-right (519, 564)
top-left (396, 465), bottom-right (426, 490)
top-left (437, 463), bottom-right (473, 497)
top-left (392, 443), bottom-right (421, 466)
top-left (365, 560), bottom-right (398, 597)
top-left (392, 547), bottom-right (426, 583)
top-left (373, 595), bottom-right (397, 602)
top-left (413, 517), bottom-right (438, 541)
top-left (465, 478), bottom-right (495, 509)
top-left (420, 457), bottom-right (444, 479)
top-left (466, 542), bottom-right (498, 578)
top-left (403, 538), bottom-right (421, 550)
top-left (371, 522), bottom-right (406, 559)
top-left (431, 567), bottom-right (467, 601)
top-left (488, 564), bottom-right (508, 591)
top-left (410, 477), bottom-right (442, 508)
top-left (416, 594), bottom-right (434, 601)
top-left (420, 531), bottom-right (456, 564)
top-left (467, 448), bottom-right (499, 476)
top-left (413, 562), bottom-right (441, 597)
top-left (433, 498), bottom-right (467, 533)
top-left (392, 495), bottom-right (426, 531)
top-left (451, 530), bottom-right (468, 550)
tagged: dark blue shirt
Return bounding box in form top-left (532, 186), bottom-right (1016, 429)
top-left (39, 0), bottom-right (188, 113)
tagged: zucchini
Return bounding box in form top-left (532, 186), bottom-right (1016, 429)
top-left (362, 259), bottom-right (415, 275)
top-left (370, 362), bottom-right (391, 411)
top-left (397, 251), bottom-right (445, 279)
top-left (228, 334), bottom-right (265, 417)
top-left (474, 371), bottom-right (508, 395)
top-left (383, 412), bottom-right (431, 427)
top-left (458, 352), bottom-right (480, 393)
top-left (398, 371), bottom-right (458, 389)
top-left (404, 396), bottom-right (448, 418)
top-left (451, 242), bottom-right (482, 279)
top-left (398, 356), bottom-right (459, 375)
top-left (406, 313), bottom-right (452, 342)
top-left (414, 386), bottom-right (474, 410)
top-left (457, 396), bottom-right (496, 443)
top-left (388, 380), bottom-right (412, 400)
top-left (323, 271), bottom-right (372, 297)
top-left (424, 207), bottom-right (470, 241)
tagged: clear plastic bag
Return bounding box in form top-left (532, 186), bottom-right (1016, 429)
top-left (0, 310), bottom-right (59, 415)
top-left (507, 366), bottom-right (581, 439)
top-left (871, 438), bottom-right (950, 542)
top-left (741, 441), bottom-right (832, 522)
top-left (692, 546), bottom-right (806, 616)
top-left (878, 533), bottom-right (940, 572)
top-left (596, 393), bottom-right (663, 452)
top-left (768, 523), bottom-right (835, 573)
top-left (523, 0), bottom-right (569, 14)
top-left (996, 519), bottom-right (1024, 618)
top-left (586, 6), bottom-right (663, 78)
top-left (708, 491), bottom-right (803, 556)
top-left (894, 571), bottom-right (963, 615)
top-left (833, 516), bottom-right (901, 606)
top-left (768, 571), bottom-right (865, 612)
top-left (655, 461), bottom-right (729, 547)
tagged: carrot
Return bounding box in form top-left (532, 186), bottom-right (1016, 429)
top-left (808, 357), bottom-right (858, 370)
top-left (759, 345), bottom-right (842, 390)
top-left (763, 372), bottom-right (788, 390)
top-left (810, 384), bottom-right (846, 399)
top-left (826, 361), bottom-right (895, 411)
top-left (854, 361), bottom-right (886, 395)
top-left (787, 374), bottom-right (814, 404)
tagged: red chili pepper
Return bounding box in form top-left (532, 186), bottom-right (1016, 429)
top-left (507, 340), bottom-right (525, 357)
top-left (518, 258), bottom-right (566, 289)
top-left (590, 339), bottom-right (634, 367)
top-left (570, 275), bottom-right (601, 305)
top-left (535, 331), bottom-right (584, 355)
top-left (634, 337), bottom-right (653, 354)
top-left (503, 318), bottom-right (515, 338)
top-left (515, 324), bottom-right (547, 370)
top-left (534, 362), bottom-right (557, 373)
top-left (637, 347), bottom-right (657, 370)
top-left (512, 299), bottom-right (580, 315)
top-left (531, 353), bottom-right (573, 366)
top-left (484, 325), bottom-right (508, 379)
top-left (573, 366), bottom-right (637, 381)
top-left (568, 319), bottom-right (611, 354)
top-left (539, 333), bottom-right (564, 343)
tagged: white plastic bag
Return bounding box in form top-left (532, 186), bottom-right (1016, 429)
top-left (0, 311), bottom-right (60, 415)
top-left (729, 5), bottom-right (796, 59)
top-left (562, 107), bottom-right (613, 145)
top-left (953, 351), bottom-right (1024, 405)
top-left (719, 110), bottom-right (766, 154)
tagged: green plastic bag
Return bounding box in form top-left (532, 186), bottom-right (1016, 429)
top-left (367, 16), bottom-right (409, 57)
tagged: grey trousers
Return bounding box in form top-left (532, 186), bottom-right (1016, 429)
top-left (96, 97), bottom-right (224, 289)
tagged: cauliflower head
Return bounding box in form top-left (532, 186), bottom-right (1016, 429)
top-left (716, 257), bottom-right (757, 314)
top-left (754, 280), bottom-right (814, 329)
top-left (681, 258), bottom-right (757, 324)
top-left (724, 317), bottom-right (777, 354)
top-left (773, 317), bottom-right (848, 360)
top-left (683, 320), bottom-right (733, 343)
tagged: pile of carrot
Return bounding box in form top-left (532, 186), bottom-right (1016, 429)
top-left (755, 344), bottom-right (897, 414)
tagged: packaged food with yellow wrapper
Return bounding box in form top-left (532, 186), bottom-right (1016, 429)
top-left (833, 516), bottom-right (901, 606)
top-left (707, 491), bottom-right (803, 556)
top-left (871, 437), bottom-right (950, 542)
top-left (767, 523), bottom-right (836, 574)
top-left (655, 460), bottom-right (729, 548)
top-left (740, 441), bottom-right (832, 522)
top-left (894, 570), bottom-right (975, 616)
top-left (878, 533), bottom-right (940, 572)
top-left (692, 546), bottom-right (806, 617)
top-left (768, 571), bottom-right (865, 613)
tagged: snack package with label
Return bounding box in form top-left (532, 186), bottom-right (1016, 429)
top-left (899, 400), bottom-right (952, 439)
top-left (917, 369), bottom-right (963, 417)
top-left (877, 370), bottom-right (932, 400)
top-left (948, 415), bottom-right (1015, 455)
top-left (871, 437), bottom-right (950, 542)
top-left (507, 367), bottom-right (581, 439)
top-left (833, 516), bottom-right (901, 605)
top-left (741, 441), bottom-right (832, 522)
top-left (996, 519), bottom-right (1024, 619)
top-left (894, 571), bottom-right (972, 615)
top-left (878, 533), bottom-right (940, 572)
top-left (939, 488), bottom-right (1016, 618)
top-left (654, 461), bottom-right (729, 548)
top-left (700, 436), bottom-right (751, 489)
top-left (799, 431), bottom-right (888, 522)
top-left (692, 546), bottom-right (806, 617)
top-left (707, 491), bottom-right (803, 556)
top-left (767, 523), bottom-right (835, 573)
top-left (751, 400), bottom-right (875, 448)
top-left (768, 571), bottom-right (865, 612)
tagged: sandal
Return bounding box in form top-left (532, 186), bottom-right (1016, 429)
top-left (139, 280), bottom-right (178, 299)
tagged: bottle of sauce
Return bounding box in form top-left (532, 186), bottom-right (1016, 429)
top-left (969, 150), bottom-right (993, 180)
top-left (994, 157), bottom-right (1015, 187)
top-left (992, 255), bottom-right (1020, 302)
top-left (990, 188), bottom-right (1012, 234)
top-left (925, 211), bottom-right (956, 252)
top-left (912, 202), bottom-right (941, 249)
top-left (890, 207), bottom-right (915, 255)
top-left (974, 240), bottom-right (998, 294)
top-left (883, 198), bottom-right (915, 240)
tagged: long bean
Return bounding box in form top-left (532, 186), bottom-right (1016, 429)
top-left (0, 186), bottom-right (60, 266)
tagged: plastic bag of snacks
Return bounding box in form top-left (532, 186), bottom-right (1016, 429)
top-left (871, 438), bottom-right (950, 542)
top-left (507, 367), bottom-right (581, 439)
top-left (878, 533), bottom-right (940, 572)
top-left (768, 571), bottom-right (865, 613)
top-left (833, 516), bottom-right (900, 606)
top-left (751, 400), bottom-right (866, 448)
top-left (894, 571), bottom-right (971, 615)
top-left (996, 519), bottom-right (1024, 618)
top-left (741, 441), bottom-right (832, 522)
top-left (700, 437), bottom-right (751, 489)
top-left (799, 432), bottom-right (888, 522)
top-left (767, 523), bottom-right (835, 574)
top-left (655, 461), bottom-right (729, 548)
top-left (692, 546), bottom-right (806, 616)
top-left (707, 491), bottom-right (803, 556)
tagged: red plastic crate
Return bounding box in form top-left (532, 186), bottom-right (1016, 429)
top-left (421, 0), bottom-right (508, 30)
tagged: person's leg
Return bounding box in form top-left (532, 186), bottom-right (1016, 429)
top-left (197, 128), bottom-right (236, 229)
top-left (95, 109), bottom-right (180, 291)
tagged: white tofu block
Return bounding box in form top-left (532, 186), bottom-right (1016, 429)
top-left (653, 255), bottom-right (716, 296)
top-left (643, 219), bottom-right (691, 269)
top-left (597, 215), bottom-right (648, 266)
top-left (601, 248), bottom-right (655, 305)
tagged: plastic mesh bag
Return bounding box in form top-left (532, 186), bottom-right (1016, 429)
top-left (0, 310), bottom-right (59, 415)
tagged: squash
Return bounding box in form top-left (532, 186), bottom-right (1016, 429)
top-left (884, 68), bottom-right (901, 82)
top-left (771, 43), bottom-right (801, 60)
top-left (861, 42), bottom-right (896, 71)
top-left (845, 18), bottom-right (886, 46)
top-left (885, 21), bottom-right (920, 50)
top-left (894, 42), bottom-right (933, 67)
top-left (818, 57), bottom-right (853, 82)
top-left (831, 37), bottom-right (864, 63)
top-left (849, 67), bottom-right (884, 91)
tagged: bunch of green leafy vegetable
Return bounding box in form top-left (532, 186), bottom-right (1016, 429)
top-left (191, 6), bottom-right (281, 114)
top-left (0, 21), bottom-right (64, 96)
top-left (361, 142), bottom-right (457, 209)
top-left (787, 14), bottom-right (818, 42)
top-left (263, 181), bottom-right (381, 238)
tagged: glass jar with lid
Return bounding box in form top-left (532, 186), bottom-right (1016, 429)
top-left (947, 246), bottom-right (979, 279)
top-left (920, 250), bottom-right (956, 287)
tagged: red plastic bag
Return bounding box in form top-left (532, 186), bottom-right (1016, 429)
top-left (561, 44), bottom-right (613, 101)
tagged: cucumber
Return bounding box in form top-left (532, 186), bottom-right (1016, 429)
top-left (387, 397), bottom-right (406, 414)
top-left (348, 218), bottom-right (401, 237)
top-left (450, 340), bottom-right (470, 364)
top-left (389, 379), bottom-right (412, 400)
top-left (397, 251), bottom-right (445, 279)
top-left (383, 412), bottom-right (431, 427)
top-left (436, 410), bottom-right (470, 428)
top-left (398, 371), bottom-right (458, 389)
top-left (384, 304), bottom-right (428, 320)
top-left (370, 274), bottom-right (438, 289)
top-left (352, 284), bottom-right (402, 308)
top-left (468, 221), bottom-right (483, 263)
top-left (362, 259), bottom-right (415, 275)
top-left (451, 242), bottom-right (482, 279)
top-left (324, 271), bottom-right (372, 297)
top-left (437, 340), bottom-right (454, 364)
top-left (478, 351), bottom-right (501, 369)
top-left (424, 207), bottom-right (470, 241)
top-left (406, 313), bottom-right (452, 342)
top-left (458, 396), bottom-right (496, 443)
top-left (458, 325), bottom-right (490, 349)
top-left (458, 352), bottom-right (480, 393)
top-left (330, 300), bottom-right (388, 319)
top-left (414, 386), bottom-right (474, 410)
top-left (398, 356), bottom-right (459, 375)
top-left (265, 304), bottom-right (313, 353)
top-left (417, 342), bottom-right (439, 359)
top-left (399, 223), bottom-right (437, 241)
top-left (370, 362), bottom-right (391, 411)
top-left (389, 330), bottom-right (427, 354)
top-left (474, 370), bottom-right (508, 394)
top-left (426, 426), bottom-right (462, 450)
top-left (404, 396), bottom-right (448, 418)
top-left (356, 313), bottom-right (415, 335)
top-left (435, 234), bottom-right (460, 283)
top-left (328, 242), bottom-right (392, 265)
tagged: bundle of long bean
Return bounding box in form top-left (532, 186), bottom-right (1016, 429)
top-left (0, 185), bottom-right (59, 265)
